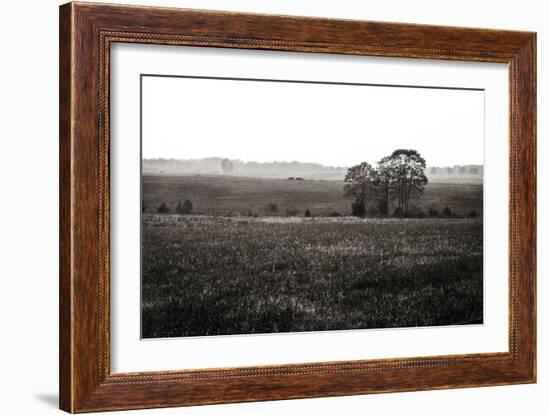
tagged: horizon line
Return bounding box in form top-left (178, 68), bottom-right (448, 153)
top-left (142, 157), bottom-right (484, 169)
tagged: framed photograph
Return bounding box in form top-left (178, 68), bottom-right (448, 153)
top-left (59, 2), bottom-right (536, 412)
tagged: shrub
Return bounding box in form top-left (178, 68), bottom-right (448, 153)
top-left (440, 206), bottom-right (452, 218)
top-left (328, 211), bottom-right (342, 217)
top-left (393, 207), bottom-right (404, 218)
top-left (304, 209), bottom-right (312, 218)
top-left (285, 207), bottom-right (300, 217)
top-left (367, 206), bottom-right (379, 217)
top-left (183, 200), bottom-right (193, 214)
top-left (157, 202), bottom-right (169, 214)
top-left (468, 210), bottom-right (478, 218)
top-left (428, 208), bottom-right (439, 218)
top-left (351, 201), bottom-right (366, 217)
top-left (406, 206), bottom-right (426, 219)
top-left (266, 203), bottom-right (278, 214)
top-left (415, 209), bottom-right (426, 219)
top-left (175, 200), bottom-right (193, 214)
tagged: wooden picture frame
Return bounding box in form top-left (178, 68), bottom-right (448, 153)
top-left (59, 2), bottom-right (536, 412)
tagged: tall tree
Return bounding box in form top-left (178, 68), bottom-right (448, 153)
top-left (375, 156), bottom-right (398, 215)
top-left (344, 162), bottom-right (377, 217)
top-left (388, 149), bottom-right (428, 214)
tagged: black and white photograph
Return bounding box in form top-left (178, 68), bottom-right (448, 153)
top-left (140, 74), bottom-right (484, 339)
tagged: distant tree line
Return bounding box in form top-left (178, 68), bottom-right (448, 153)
top-left (427, 165), bottom-right (483, 175)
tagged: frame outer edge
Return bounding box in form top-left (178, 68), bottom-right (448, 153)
top-left (60, 2), bottom-right (537, 412)
top-left (521, 33), bottom-right (537, 382)
top-left (59, 2), bottom-right (75, 413)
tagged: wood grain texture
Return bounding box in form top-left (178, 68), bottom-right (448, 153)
top-left (59, 2), bottom-right (536, 412)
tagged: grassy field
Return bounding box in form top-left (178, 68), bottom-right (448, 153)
top-left (142, 174), bottom-right (483, 217)
top-left (142, 215), bottom-right (483, 338)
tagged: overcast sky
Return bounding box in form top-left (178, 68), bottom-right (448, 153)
top-left (142, 75), bottom-right (484, 167)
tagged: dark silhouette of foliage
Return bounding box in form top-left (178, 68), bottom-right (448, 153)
top-left (386, 149), bottom-right (428, 215)
top-left (183, 200), bottom-right (193, 214)
top-left (351, 201), bottom-right (367, 217)
top-left (428, 208), bottom-right (439, 218)
top-left (304, 209), bottom-right (312, 218)
top-left (157, 202), bottom-right (169, 214)
top-left (375, 155), bottom-right (397, 216)
top-left (266, 203), bottom-right (278, 214)
top-left (468, 210), bottom-right (478, 218)
top-left (367, 206), bottom-right (379, 217)
top-left (393, 207), bottom-right (404, 218)
top-left (344, 162), bottom-right (377, 217)
top-left (369, 150), bottom-right (428, 217)
top-left (441, 206), bottom-right (452, 218)
top-left (416, 210), bottom-right (426, 219)
top-left (175, 200), bottom-right (193, 214)
top-left (285, 207), bottom-right (300, 217)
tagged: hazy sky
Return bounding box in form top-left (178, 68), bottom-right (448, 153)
top-left (142, 75), bottom-right (484, 167)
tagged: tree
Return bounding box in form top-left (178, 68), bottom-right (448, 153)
top-left (375, 156), bottom-right (398, 216)
top-left (441, 206), bottom-right (452, 218)
top-left (157, 202), bottom-right (169, 213)
top-left (344, 162), bottom-right (377, 217)
top-left (387, 149), bottom-right (428, 215)
top-left (221, 158), bottom-right (234, 174)
top-left (175, 200), bottom-right (193, 214)
top-left (183, 200), bottom-right (193, 214)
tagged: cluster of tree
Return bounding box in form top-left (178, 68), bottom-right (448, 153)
top-left (148, 200), bottom-right (193, 214)
top-left (344, 149), bottom-right (428, 217)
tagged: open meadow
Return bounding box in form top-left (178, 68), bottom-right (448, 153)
top-left (142, 174), bottom-right (483, 218)
top-left (142, 214), bottom-right (483, 338)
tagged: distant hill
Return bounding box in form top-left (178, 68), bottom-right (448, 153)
top-left (143, 158), bottom-right (483, 183)
top-left (143, 157), bottom-right (348, 180)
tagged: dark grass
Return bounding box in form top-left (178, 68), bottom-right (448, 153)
top-left (141, 215), bottom-right (483, 338)
top-left (142, 174), bottom-right (483, 217)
